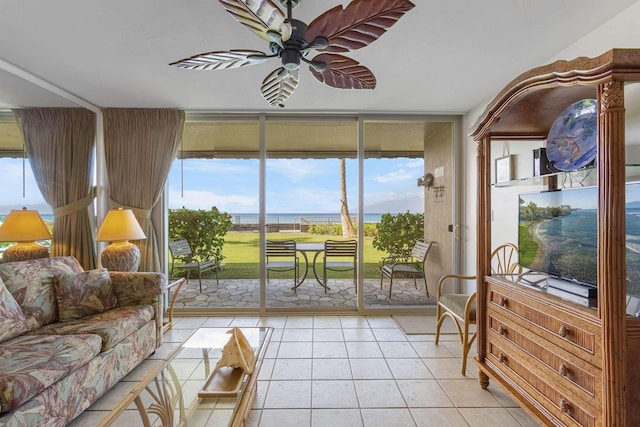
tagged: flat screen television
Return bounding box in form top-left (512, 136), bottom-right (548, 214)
top-left (518, 182), bottom-right (640, 295)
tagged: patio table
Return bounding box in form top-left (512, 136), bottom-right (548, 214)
top-left (295, 243), bottom-right (329, 290)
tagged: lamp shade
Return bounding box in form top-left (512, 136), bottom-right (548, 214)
top-left (96, 208), bottom-right (146, 242)
top-left (96, 208), bottom-right (146, 272)
top-left (0, 208), bottom-right (52, 242)
top-left (0, 208), bottom-right (52, 262)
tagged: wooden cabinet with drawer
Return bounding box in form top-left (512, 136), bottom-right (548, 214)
top-left (470, 51), bottom-right (640, 425)
top-left (485, 278), bottom-right (601, 426)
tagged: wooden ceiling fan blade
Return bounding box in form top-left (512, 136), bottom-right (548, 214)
top-left (309, 54), bottom-right (376, 89)
top-left (305, 0), bottom-right (415, 53)
top-left (218, 0), bottom-right (292, 42)
top-left (261, 68), bottom-right (299, 106)
top-left (170, 50), bottom-right (271, 70)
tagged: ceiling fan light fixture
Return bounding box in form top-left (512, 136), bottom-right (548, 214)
top-left (266, 30), bottom-right (284, 48)
top-left (308, 36), bottom-right (329, 50)
top-left (281, 48), bottom-right (301, 70)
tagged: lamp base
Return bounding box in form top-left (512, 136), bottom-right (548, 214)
top-left (101, 241), bottom-right (141, 272)
top-left (1, 242), bottom-right (50, 263)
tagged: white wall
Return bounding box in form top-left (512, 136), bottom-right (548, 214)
top-left (460, 1), bottom-right (640, 292)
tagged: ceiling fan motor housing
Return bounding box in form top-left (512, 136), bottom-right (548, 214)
top-left (280, 19), bottom-right (308, 70)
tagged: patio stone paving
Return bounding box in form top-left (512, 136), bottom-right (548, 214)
top-left (170, 277), bottom-right (434, 309)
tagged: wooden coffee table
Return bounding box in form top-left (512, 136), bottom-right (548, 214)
top-left (99, 327), bottom-right (272, 427)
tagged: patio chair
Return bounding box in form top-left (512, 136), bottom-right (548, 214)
top-left (266, 239), bottom-right (300, 289)
top-left (322, 239), bottom-right (357, 292)
top-left (379, 239), bottom-right (432, 299)
top-left (169, 238), bottom-right (219, 292)
top-left (435, 243), bottom-right (520, 375)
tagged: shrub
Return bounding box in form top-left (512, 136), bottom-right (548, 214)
top-left (363, 224), bottom-right (377, 237)
top-left (308, 224), bottom-right (342, 235)
top-left (168, 207), bottom-right (232, 262)
top-left (372, 212), bottom-right (424, 258)
top-left (308, 223), bottom-right (378, 237)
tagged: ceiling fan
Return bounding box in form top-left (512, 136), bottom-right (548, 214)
top-left (169, 0), bottom-right (415, 107)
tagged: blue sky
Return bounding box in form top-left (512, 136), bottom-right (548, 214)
top-left (0, 157), bottom-right (50, 214)
top-left (521, 187), bottom-right (598, 210)
top-left (167, 157), bottom-right (425, 214)
top-left (0, 157), bottom-right (425, 215)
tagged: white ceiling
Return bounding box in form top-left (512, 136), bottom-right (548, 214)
top-left (0, 0), bottom-right (638, 113)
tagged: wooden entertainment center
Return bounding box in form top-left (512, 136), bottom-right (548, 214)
top-left (470, 49), bottom-right (640, 426)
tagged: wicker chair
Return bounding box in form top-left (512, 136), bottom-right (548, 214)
top-left (435, 243), bottom-right (520, 375)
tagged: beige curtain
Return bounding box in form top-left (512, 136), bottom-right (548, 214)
top-left (103, 109), bottom-right (185, 272)
top-left (12, 108), bottom-right (97, 269)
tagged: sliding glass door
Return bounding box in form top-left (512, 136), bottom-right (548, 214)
top-left (164, 114), bottom-right (459, 313)
top-left (265, 117), bottom-right (358, 311)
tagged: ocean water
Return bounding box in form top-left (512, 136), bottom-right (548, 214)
top-left (230, 213), bottom-right (383, 224)
top-left (529, 209), bottom-right (640, 294)
top-left (1, 213), bottom-right (384, 225)
top-left (532, 210), bottom-right (598, 284)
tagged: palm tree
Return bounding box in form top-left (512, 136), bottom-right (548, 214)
top-left (340, 158), bottom-right (356, 237)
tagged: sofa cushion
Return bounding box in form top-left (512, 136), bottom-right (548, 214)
top-left (0, 257), bottom-right (84, 329)
top-left (32, 305), bottom-right (154, 351)
top-left (0, 333), bottom-right (102, 414)
top-left (54, 269), bottom-right (117, 321)
top-left (0, 278), bottom-right (31, 344)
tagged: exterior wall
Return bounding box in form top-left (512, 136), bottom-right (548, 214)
top-left (424, 123), bottom-right (453, 296)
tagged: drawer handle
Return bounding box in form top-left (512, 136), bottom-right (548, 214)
top-left (558, 325), bottom-right (570, 338)
top-left (498, 325), bottom-right (507, 336)
top-left (559, 398), bottom-right (571, 414)
top-left (498, 353), bottom-right (506, 363)
top-left (498, 296), bottom-right (508, 307)
top-left (558, 364), bottom-right (568, 376)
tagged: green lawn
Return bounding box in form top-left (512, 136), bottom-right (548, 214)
top-left (210, 232), bottom-right (387, 279)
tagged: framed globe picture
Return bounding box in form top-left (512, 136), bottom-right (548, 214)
top-left (546, 99), bottom-right (597, 171)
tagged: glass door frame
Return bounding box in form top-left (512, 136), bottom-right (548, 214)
top-left (167, 112), bottom-right (462, 315)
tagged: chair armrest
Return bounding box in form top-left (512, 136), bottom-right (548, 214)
top-left (201, 254), bottom-right (220, 264)
top-left (391, 260), bottom-right (421, 268)
top-left (379, 255), bottom-right (409, 268)
top-left (436, 274), bottom-right (477, 299)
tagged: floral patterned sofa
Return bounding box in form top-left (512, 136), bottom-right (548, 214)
top-left (0, 256), bottom-right (164, 427)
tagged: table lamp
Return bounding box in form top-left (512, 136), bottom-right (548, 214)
top-left (96, 207), bottom-right (146, 271)
top-left (0, 208), bottom-right (52, 262)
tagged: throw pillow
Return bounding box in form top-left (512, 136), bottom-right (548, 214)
top-left (54, 269), bottom-right (118, 321)
top-left (0, 277), bottom-right (31, 343)
top-left (0, 257), bottom-right (82, 329)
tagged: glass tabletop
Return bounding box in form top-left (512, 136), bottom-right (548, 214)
top-left (108, 327), bottom-right (272, 427)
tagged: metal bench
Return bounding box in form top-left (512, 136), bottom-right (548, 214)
top-left (380, 239), bottom-right (432, 299)
top-left (168, 238), bottom-right (220, 292)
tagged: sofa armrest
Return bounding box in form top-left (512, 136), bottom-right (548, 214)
top-left (109, 272), bottom-right (165, 348)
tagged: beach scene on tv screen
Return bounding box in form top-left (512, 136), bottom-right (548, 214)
top-left (519, 184), bottom-right (640, 295)
top-left (519, 188), bottom-right (598, 286)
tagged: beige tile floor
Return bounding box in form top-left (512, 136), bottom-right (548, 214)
top-left (72, 315), bottom-right (539, 427)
